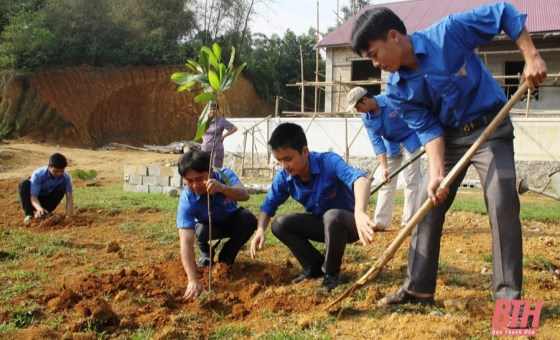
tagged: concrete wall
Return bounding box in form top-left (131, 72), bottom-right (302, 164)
top-left (220, 116), bottom-right (560, 186)
top-left (123, 164), bottom-right (183, 194)
top-left (224, 117), bottom-right (560, 161)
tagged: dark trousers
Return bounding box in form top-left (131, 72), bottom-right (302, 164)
top-left (271, 209), bottom-right (359, 275)
top-left (18, 179), bottom-right (66, 216)
top-left (404, 117), bottom-right (522, 300)
top-left (195, 208), bottom-right (257, 265)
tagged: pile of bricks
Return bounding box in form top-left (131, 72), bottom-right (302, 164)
top-left (123, 164), bottom-right (183, 194)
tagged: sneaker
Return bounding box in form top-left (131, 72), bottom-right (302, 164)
top-left (323, 271), bottom-right (341, 292)
top-left (196, 256), bottom-right (212, 267)
top-left (23, 215), bottom-right (33, 225)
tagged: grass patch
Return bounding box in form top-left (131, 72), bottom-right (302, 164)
top-left (128, 327), bottom-right (154, 340)
top-left (210, 325), bottom-right (250, 339)
top-left (72, 169), bottom-right (98, 180)
top-left (482, 254), bottom-right (492, 263)
top-left (524, 255), bottom-right (556, 271)
top-left (73, 184), bottom-right (177, 212)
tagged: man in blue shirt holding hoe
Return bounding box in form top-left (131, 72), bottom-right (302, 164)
top-left (351, 2), bottom-right (546, 305)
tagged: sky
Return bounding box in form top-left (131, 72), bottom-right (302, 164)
top-left (251, 0), bottom-right (404, 38)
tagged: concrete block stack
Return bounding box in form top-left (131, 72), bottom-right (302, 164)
top-left (123, 164), bottom-right (183, 195)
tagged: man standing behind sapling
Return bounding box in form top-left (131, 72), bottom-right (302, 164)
top-left (176, 150), bottom-right (257, 299)
top-left (350, 3), bottom-right (546, 305)
top-left (250, 123), bottom-right (376, 292)
top-left (347, 87), bottom-right (422, 231)
top-left (18, 153), bottom-right (73, 224)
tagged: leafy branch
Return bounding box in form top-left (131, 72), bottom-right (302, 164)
top-left (170, 42), bottom-right (245, 293)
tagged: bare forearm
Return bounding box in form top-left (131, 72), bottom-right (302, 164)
top-left (353, 177), bottom-right (371, 214)
top-left (221, 185), bottom-right (249, 201)
top-left (179, 231), bottom-right (199, 282)
top-left (65, 192), bottom-right (73, 217)
top-left (376, 153), bottom-right (388, 169)
top-left (30, 196), bottom-right (42, 211)
top-left (424, 137), bottom-right (446, 180)
top-left (257, 212), bottom-right (271, 232)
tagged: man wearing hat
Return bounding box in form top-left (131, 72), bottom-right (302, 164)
top-left (347, 87), bottom-right (422, 231)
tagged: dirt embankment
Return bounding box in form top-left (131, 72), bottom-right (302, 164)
top-left (0, 66), bottom-right (271, 148)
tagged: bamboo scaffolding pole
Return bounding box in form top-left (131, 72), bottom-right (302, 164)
top-left (324, 82), bottom-right (530, 311)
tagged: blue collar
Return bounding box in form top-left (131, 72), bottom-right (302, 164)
top-left (286, 152), bottom-right (320, 181)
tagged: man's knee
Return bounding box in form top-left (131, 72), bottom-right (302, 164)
top-left (322, 209), bottom-right (346, 232)
top-left (240, 210), bottom-right (258, 232)
top-left (271, 215), bottom-right (291, 237)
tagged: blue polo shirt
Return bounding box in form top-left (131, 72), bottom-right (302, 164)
top-left (260, 151), bottom-right (366, 217)
top-left (385, 2), bottom-right (525, 145)
top-left (30, 166), bottom-right (73, 196)
top-left (361, 94), bottom-right (421, 157)
top-left (176, 168), bottom-right (241, 229)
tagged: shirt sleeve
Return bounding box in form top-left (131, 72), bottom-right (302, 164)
top-left (386, 90), bottom-right (445, 146)
top-left (29, 170), bottom-right (42, 196)
top-left (176, 191), bottom-right (196, 229)
top-left (326, 153), bottom-right (366, 190)
top-left (362, 115), bottom-right (387, 155)
top-left (260, 171), bottom-right (290, 217)
top-left (446, 2), bottom-right (526, 53)
top-left (221, 117), bottom-right (235, 131)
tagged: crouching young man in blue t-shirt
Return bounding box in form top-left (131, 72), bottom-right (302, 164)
top-left (176, 150), bottom-right (257, 299)
top-left (250, 123), bottom-right (376, 292)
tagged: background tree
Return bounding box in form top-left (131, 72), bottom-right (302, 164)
top-left (245, 29), bottom-right (325, 111)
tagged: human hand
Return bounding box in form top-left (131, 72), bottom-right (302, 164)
top-left (206, 179), bottom-right (224, 195)
top-left (183, 280), bottom-right (204, 299)
top-left (522, 55), bottom-right (547, 89)
top-left (34, 208), bottom-right (49, 218)
top-left (427, 175), bottom-right (448, 206)
top-left (250, 229), bottom-right (266, 259)
top-left (355, 211), bottom-right (376, 245)
top-left (382, 167), bottom-right (391, 183)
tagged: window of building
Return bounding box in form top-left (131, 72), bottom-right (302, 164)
top-left (351, 59), bottom-right (381, 95)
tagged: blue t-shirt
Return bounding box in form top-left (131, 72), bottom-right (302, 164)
top-left (30, 166), bottom-right (73, 196)
top-left (361, 94), bottom-right (421, 157)
top-left (176, 168), bottom-right (241, 229)
top-left (386, 2), bottom-right (526, 145)
top-left (260, 151), bottom-right (366, 217)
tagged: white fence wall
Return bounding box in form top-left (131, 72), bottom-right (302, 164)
top-left (224, 117), bottom-right (560, 162)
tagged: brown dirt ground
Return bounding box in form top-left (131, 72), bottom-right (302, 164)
top-left (0, 141), bottom-right (559, 339)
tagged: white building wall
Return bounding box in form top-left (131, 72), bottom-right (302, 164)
top-left (224, 117), bottom-right (560, 162)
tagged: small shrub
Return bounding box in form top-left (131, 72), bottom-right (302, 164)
top-left (72, 169), bottom-right (98, 180)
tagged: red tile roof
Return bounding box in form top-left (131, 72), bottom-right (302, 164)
top-left (318, 0), bottom-right (560, 47)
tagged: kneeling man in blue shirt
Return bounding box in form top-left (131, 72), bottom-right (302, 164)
top-left (18, 153), bottom-right (73, 224)
top-left (250, 122), bottom-right (376, 292)
top-left (176, 150), bottom-right (257, 299)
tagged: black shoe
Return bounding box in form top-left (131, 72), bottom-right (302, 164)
top-left (323, 271), bottom-right (341, 292)
top-left (377, 286), bottom-right (434, 306)
top-left (291, 266), bottom-right (323, 284)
